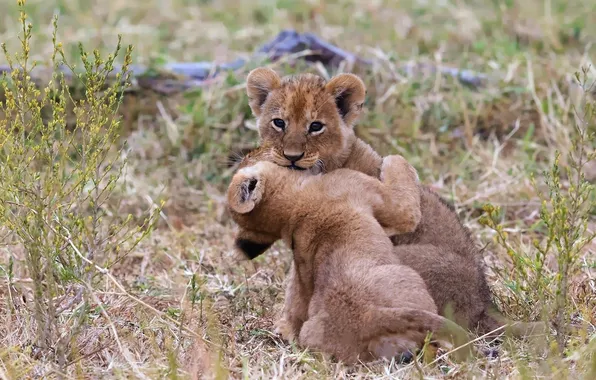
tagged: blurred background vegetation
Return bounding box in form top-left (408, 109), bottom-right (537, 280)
top-left (0, 0), bottom-right (595, 378)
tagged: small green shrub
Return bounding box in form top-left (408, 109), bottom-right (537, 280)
top-left (480, 66), bottom-right (596, 353)
top-left (0, 0), bottom-right (160, 373)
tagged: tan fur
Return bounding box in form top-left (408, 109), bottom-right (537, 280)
top-left (227, 148), bottom-right (473, 363)
top-left (246, 67), bottom-right (365, 173)
top-left (245, 67), bottom-right (547, 340)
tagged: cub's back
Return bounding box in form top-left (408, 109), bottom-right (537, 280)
top-left (290, 177), bottom-right (396, 262)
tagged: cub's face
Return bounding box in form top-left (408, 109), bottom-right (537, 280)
top-left (246, 67), bottom-right (367, 173)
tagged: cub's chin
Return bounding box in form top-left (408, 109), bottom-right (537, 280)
top-left (287, 164), bottom-right (323, 175)
top-left (287, 165), bottom-right (306, 171)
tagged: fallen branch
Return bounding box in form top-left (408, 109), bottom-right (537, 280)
top-left (0, 29), bottom-right (490, 95)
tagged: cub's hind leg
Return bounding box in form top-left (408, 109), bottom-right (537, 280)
top-left (366, 307), bottom-right (476, 363)
top-left (366, 333), bottom-right (421, 363)
top-left (298, 312), bottom-right (361, 364)
top-left (298, 307), bottom-right (474, 364)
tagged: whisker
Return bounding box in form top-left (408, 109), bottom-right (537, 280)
top-left (224, 149), bottom-right (252, 168)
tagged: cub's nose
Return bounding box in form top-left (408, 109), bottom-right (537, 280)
top-left (283, 151), bottom-right (304, 163)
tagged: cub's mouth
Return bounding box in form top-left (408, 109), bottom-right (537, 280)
top-left (271, 150), bottom-right (319, 172)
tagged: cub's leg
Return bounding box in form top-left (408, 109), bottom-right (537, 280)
top-left (275, 263), bottom-right (309, 341)
top-left (366, 307), bottom-right (476, 363)
top-left (373, 155), bottom-right (422, 235)
top-left (298, 314), bottom-right (423, 364)
top-left (298, 312), bottom-right (360, 364)
top-left (352, 263), bottom-right (474, 363)
top-left (298, 307), bottom-right (475, 364)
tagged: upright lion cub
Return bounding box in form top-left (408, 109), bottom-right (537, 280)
top-left (227, 146), bottom-right (473, 363)
top-left (243, 67), bottom-right (546, 339)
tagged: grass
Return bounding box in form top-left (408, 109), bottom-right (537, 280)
top-left (0, 0), bottom-right (595, 378)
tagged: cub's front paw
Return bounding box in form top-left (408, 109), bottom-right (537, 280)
top-left (380, 155), bottom-right (419, 184)
top-left (274, 318), bottom-right (297, 342)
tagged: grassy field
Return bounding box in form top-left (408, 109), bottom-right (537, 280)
top-left (0, 0), bottom-right (595, 378)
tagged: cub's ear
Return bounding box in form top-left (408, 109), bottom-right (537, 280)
top-left (227, 168), bottom-right (264, 214)
top-left (246, 67), bottom-right (282, 117)
top-left (325, 73), bottom-right (366, 128)
top-left (233, 229), bottom-right (277, 260)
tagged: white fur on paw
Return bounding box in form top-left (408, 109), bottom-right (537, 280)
top-left (381, 155), bottom-right (407, 181)
top-left (383, 155), bottom-right (420, 184)
top-left (237, 161), bottom-right (269, 177)
top-left (274, 319), bottom-right (296, 342)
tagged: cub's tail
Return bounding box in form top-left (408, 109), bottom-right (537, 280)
top-left (366, 307), bottom-right (476, 362)
top-left (477, 304), bottom-right (548, 339)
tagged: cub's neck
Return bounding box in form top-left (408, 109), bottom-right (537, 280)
top-left (340, 136), bottom-right (383, 179)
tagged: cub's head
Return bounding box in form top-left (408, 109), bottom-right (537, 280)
top-left (227, 145), bottom-right (286, 260)
top-left (246, 67), bottom-right (366, 173)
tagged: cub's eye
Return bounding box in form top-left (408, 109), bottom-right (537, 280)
top-left (308, 121), bottom-right (325, 134)
top-left (272, 119), bottom-right (286, 131)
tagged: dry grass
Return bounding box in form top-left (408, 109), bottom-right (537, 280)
top-left (1, 0), bottom-right (596, 379)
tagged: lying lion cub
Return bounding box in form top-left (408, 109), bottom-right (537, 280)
top-left (227, 145), bottom-right (473, 363)
top-left (242, 67), bottom-right (546, 339)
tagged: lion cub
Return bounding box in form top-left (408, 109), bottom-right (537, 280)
top-left (243, 67), bottom-right (546, 339)
top-left (227, 146), bottom-right (473, 363)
